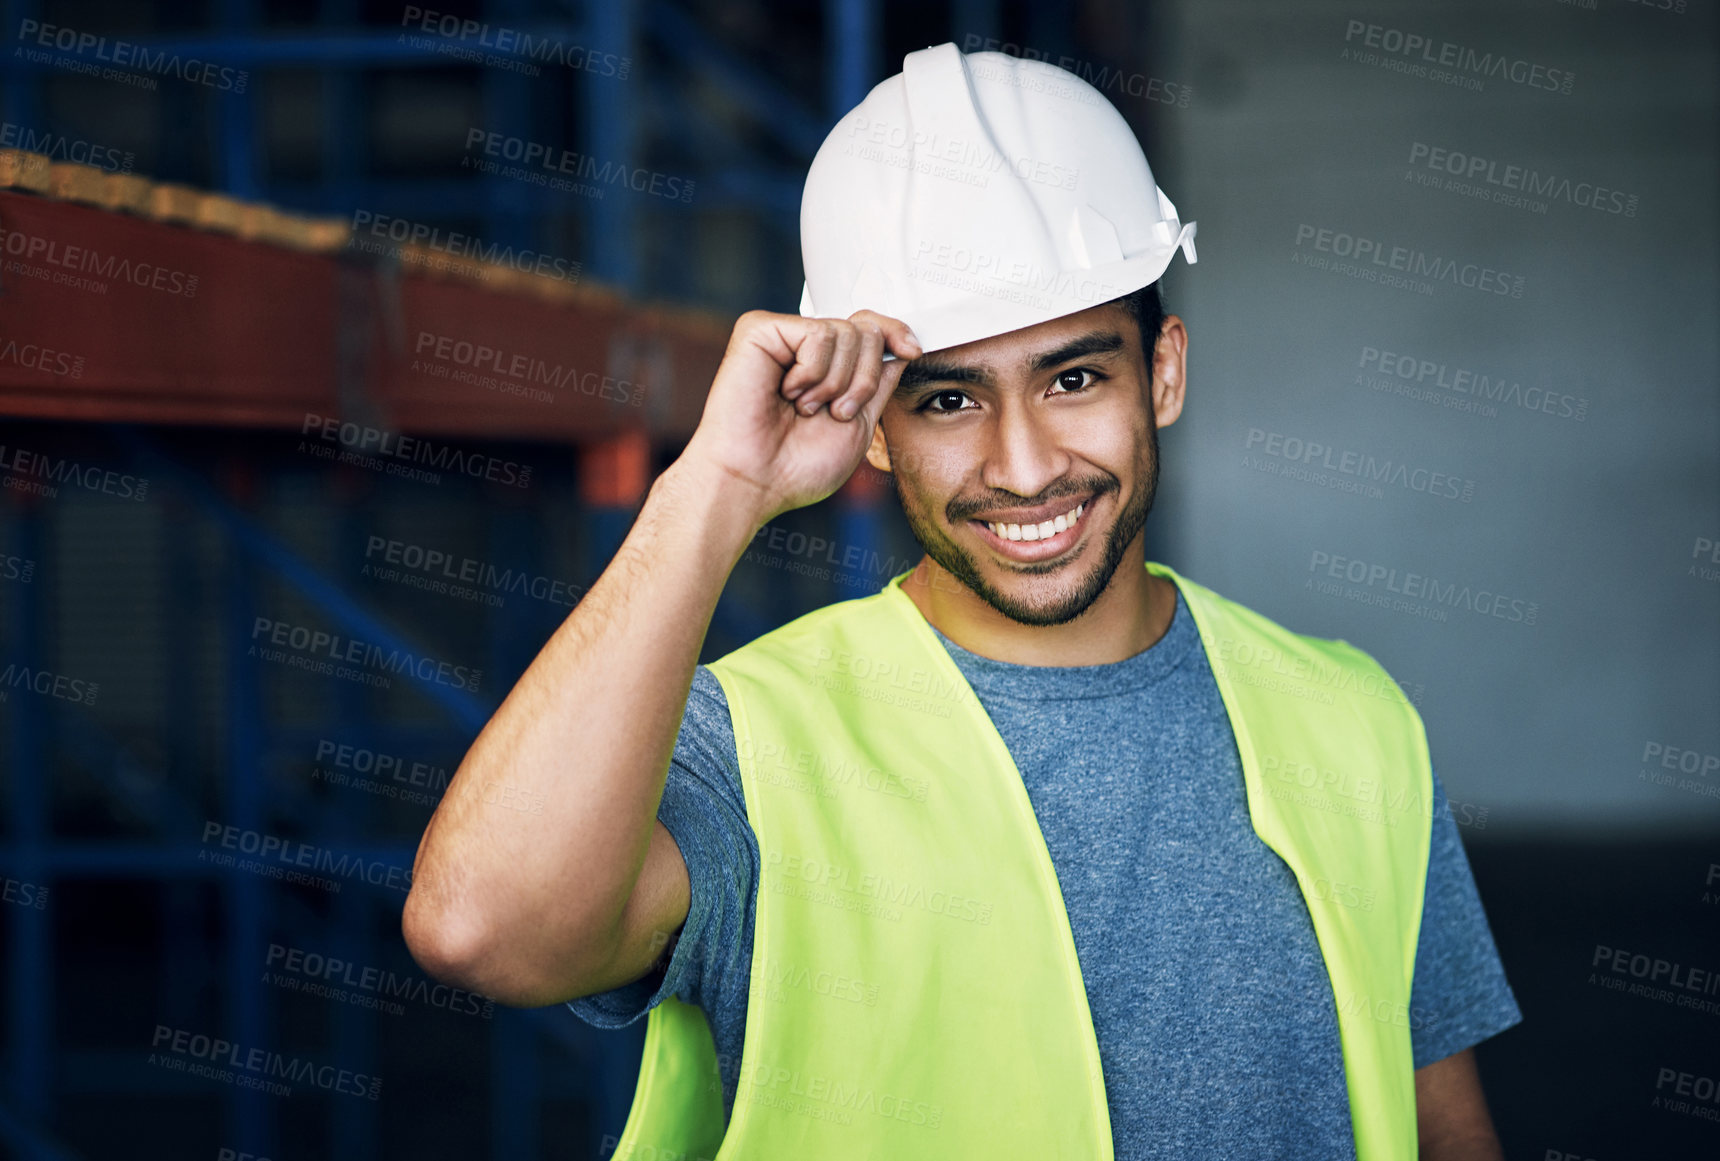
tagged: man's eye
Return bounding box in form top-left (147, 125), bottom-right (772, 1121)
top-left (920, 390), bottom-right (974, 413)
top-left (1053, 368), bottom-right (1098, 393)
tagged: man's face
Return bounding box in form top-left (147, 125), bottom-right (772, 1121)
top-left (866, 302), bottom-right (1186, 626)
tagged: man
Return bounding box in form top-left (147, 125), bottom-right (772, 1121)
top-left (403, 43), bottom-right (1520, 1160)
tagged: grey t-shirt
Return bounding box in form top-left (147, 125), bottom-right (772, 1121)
top-left (570, 587), bottom-right (1522, 1157)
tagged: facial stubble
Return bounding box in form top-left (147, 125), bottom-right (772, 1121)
top-left (892, 413), bottom-right (1160, 627)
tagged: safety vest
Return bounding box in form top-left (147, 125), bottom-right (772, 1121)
top-left (610, 561), bottom-right (1432, 1160)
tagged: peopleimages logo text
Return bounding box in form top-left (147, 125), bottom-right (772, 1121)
top-left (15, 19), bottom-right (248, 91)
top-left (150, 1025), bottom-right (380, 1100)
top-left (0, 224), bottom-right (199, 297)
top-left (0, 333), bottom-right (85, 379)
top-left (1244, 429), bottom-right (1477, 502)
top-left (1357, 346), bottom-right (1588, 421)
top-left (1341, 20), bottom-right (1574, 94)
top-left (0, 442), bottom-right (148, 501)
top-left (464, 129), bottom-right (693, 202)
top-left (249, 616), bottom-right (483, 692)
top-left (400, 7), bottom-right (631, 78)
top-left (1407, 143), bottom-right (1637, 217)
top-left (300, 414), bottom-right (533, 486)
top-left (0, 121), bottom-right (133, 172)
top-left (364, 535), bottom-right (586, 609)
top-left (201, 822), bottom-right (415, 893)
top-left (1294, 224), bottom-right (1523, 297)
top-left (1308, 551), bottom-right (1538, 625)
top-left (348, 211), bottom-right (581, 284)
top-left (957, 35), bottom-right (1193, 108)
top-left (413, 332), bottom-right (644, 406)
top-left (266, 943), bottom-right (493, 1018)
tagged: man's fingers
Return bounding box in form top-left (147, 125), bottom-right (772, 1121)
top-left (856, 356), bottom-right (906, 430)
top-left (794, 323), bottom-right (862, 415)
top-left (779, 321), bottom-right (837, 399)
top-left (831, 323), bottom-right (888, 421)
top-left (763, 311), bottom-right (918, 422)
top-left (849, 309), bottom-right (922, 361)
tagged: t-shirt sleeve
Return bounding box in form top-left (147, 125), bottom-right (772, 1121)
top-left (564, 665), bottom-right (756, 1028)
top-left (1407, 767), bottom-right (1523, 1068)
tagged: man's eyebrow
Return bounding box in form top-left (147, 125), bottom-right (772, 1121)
top-left (892, 329), bottom-right (1128, 398)
top-left (894, 359), bottom-right (996, 395)
top-left (1028, 330), bottom-right (1126, 373)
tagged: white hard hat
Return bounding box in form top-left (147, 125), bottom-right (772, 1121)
top-left (798, 42), bottom-right (1197, 355)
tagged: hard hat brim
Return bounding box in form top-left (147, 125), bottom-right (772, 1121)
top-left (800, 219), bottom-right (1195, 357)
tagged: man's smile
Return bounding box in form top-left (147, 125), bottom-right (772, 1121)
top-left (965, 493), bottom-right (1099, 563)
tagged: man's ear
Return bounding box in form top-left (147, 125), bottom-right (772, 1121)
top-left (1152, 314), bottom-right (1188, 429)
top-left (864, 420), bottom-right (893, 475)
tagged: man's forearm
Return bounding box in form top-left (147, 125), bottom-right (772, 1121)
top-left (403, 455), bottom-right (766, 997)
top-left (1416, 1050), bottom-right (1505, 1161)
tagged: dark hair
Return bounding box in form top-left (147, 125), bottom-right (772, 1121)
top-left (1107, 281), bottom-right (1166, 376)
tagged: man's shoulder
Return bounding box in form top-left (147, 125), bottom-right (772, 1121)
top-left (1169, 568), bottom-right (1378, 665)
top-left (1165, 566), bottom-right (1418, 712)
top-left (709, 582), bottom-right (900, 675)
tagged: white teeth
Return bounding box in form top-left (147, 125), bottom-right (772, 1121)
top-left (986, 501), bottom-right (1088, 544)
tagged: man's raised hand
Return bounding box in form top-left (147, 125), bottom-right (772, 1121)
top-left (679, 309), bottom-right (921, 524)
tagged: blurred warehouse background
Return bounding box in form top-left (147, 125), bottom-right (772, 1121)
top-left (0, 0), bottom-right (1715, 1159)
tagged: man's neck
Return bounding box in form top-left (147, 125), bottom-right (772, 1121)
top-left (898, 547), bottom-right (1177, 668)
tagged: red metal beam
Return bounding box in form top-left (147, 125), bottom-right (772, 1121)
top-left (0, 185), bottom-right (727, 443)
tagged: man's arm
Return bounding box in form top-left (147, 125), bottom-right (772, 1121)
top-left (1405, 766), bottom-right (1521, 1158)
top-left (401, 309), bottom-right (918, 1008)
top-left (1416, 1048), bottom-right (1504, 1161)
top-left (399, 459), bottom-right (751, 1008)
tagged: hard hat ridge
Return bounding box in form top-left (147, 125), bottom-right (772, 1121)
top-left (799, 42), bottom-right (1196, 354)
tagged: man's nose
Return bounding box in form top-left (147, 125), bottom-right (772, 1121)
top-left (978, 399), bottom-right (1069, 501)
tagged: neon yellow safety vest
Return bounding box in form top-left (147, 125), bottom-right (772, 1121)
top-left (612, 561), bottom-right (1432, 1160)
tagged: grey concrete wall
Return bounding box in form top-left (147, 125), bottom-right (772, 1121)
top-left (1140, 1), bottom-right (1718, 833)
